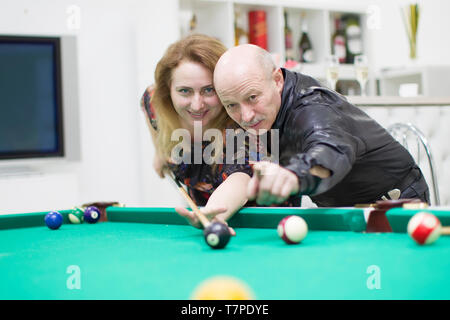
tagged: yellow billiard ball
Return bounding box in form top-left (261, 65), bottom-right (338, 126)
top-left (191, 276), bottom-right (254, 300)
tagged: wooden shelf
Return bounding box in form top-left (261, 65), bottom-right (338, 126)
top-left (179, 0), bottom-right (368, 64)
top-left (348, 96), bottom-right (450, 106)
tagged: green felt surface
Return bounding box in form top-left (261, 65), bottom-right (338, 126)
top-left (386, 207), bottom-right (450, 232)
top-left (1, 210), bottom-right (450, 299)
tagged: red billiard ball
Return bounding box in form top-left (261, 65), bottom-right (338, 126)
top-left (407, 212), bottom-right (442, 245)
top-left (277, 215), bottom-right (308, 244)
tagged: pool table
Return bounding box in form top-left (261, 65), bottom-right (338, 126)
top-left (1, 205), bottom-right (449, 300)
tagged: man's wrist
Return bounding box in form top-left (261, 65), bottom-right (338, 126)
top-left (285, 166), bottom-right (321, 196)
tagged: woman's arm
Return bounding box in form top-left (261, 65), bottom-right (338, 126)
top-left (148, 126), bottom-right (166, 178)
top-left (175, 172), bottom-right (251, 235)
top-left (204, 172), bottom-right (251, 223)
top-left (141, 89), bottom-right (166, 178)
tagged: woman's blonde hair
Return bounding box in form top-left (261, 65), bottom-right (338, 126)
top-left (151, 34), bottom-right (231, 163)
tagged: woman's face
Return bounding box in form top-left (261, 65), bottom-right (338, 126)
top-left (170, 60), bottom-right (223, 130)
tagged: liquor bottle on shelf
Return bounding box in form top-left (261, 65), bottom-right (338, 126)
top-left (284, 11), bottom-right (294, 61)
top-left (344, 14), bottom-right (363, 64)
top-left (298, 13), bottom-right (314, 63)
top-left (234, 9), bottom-right (248, 46)
top-left (331, 16), bottom-right (347, 64)
top-left (189, 13), bottom-right (197, 34)
top-left (248, 10), bottom-right (267, 50)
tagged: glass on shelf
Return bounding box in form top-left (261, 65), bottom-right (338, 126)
top-left (325, 55), bottom-right (339, 91)
top-left (354, 54), bottom-right (369, 96)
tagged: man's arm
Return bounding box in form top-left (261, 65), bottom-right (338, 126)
top-left (310, 165), bottom-right (331, 179)
top-left (249, 103), bottom-right (361, 205)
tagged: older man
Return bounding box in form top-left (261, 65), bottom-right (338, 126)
top-left (213, 44), bottom-right (429, 207)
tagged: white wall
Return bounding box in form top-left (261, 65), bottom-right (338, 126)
top-left (134, 0), bottom-right (185, 208)
top-left (366, 0), bottom-right (450, 70)
top-left (0, 0), bottom-right (182, 214)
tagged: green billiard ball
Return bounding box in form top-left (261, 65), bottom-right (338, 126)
top-left (68, 207), bottom-right (84, 224)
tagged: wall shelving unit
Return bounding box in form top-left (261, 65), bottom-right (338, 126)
top-left (179, 0), bottom-right (374, 95)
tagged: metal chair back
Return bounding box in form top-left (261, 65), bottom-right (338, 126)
top-left (387, 123), bottom-right (440, 205)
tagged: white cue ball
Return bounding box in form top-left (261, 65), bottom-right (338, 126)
top-left (278, 215), bottom-right (308, 244)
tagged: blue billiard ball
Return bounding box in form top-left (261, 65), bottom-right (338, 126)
top-left (84, 206), bottom-right (101, 223)
top-left (45, 211), bottom-right (63, 230)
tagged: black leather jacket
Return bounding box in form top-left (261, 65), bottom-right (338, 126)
top-left (276, 68), bottom-right (421, 206)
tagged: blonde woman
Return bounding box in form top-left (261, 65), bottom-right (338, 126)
top-left (140, 34), bottom-right (253, 234)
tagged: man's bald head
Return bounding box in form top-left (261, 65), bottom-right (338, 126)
top-left (214, 44), bottom-right (276, 88)
top-left (213, 44), bottom-right (284, 134)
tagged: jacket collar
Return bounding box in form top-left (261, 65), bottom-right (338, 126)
top-left (272, 68), bottom-right (295, 133)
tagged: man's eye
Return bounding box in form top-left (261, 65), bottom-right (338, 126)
top-left (226, 104), bottom-right (236, 109)
top-left (249, 95), bottom-right (257, 101)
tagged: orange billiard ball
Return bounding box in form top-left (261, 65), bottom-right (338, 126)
top-left (191, 276), bottom-right (254, 300)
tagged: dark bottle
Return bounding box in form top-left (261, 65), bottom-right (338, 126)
top-left (331, 16), bottom-right (347, 64)
top-left (298, 15), bottom-right (314, 63)
top-left (344, 14), bottom-right (363, 64)
top-left (284, 11), bottom-right (294, 61)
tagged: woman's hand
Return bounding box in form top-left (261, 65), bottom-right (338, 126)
top-left (175, 206), bottom-right (236, 236)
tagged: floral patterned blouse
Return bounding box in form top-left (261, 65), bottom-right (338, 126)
top-left (141, 86), bottom-right (301, 207)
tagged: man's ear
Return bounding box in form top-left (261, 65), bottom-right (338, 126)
top-left (273, 68), bottom-right (284, 93)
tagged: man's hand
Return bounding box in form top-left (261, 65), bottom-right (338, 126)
top-left (247, 161), bottom-right (300, 206)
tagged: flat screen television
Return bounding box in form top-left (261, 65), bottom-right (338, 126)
top-left (0, 35), bottom-right (64, 160)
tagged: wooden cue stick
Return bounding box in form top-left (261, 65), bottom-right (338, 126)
top-left (441, 226), bottom-right (450, 235)
top-left (169, 173), bottom-right (211, 228)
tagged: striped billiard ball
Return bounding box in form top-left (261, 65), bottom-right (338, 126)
top-left (68, 207), bottom-right (84, 224)
top-left (407, 212), bottom-right (442, 245)
top-left (277, 215), bottom-right (308, 244)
